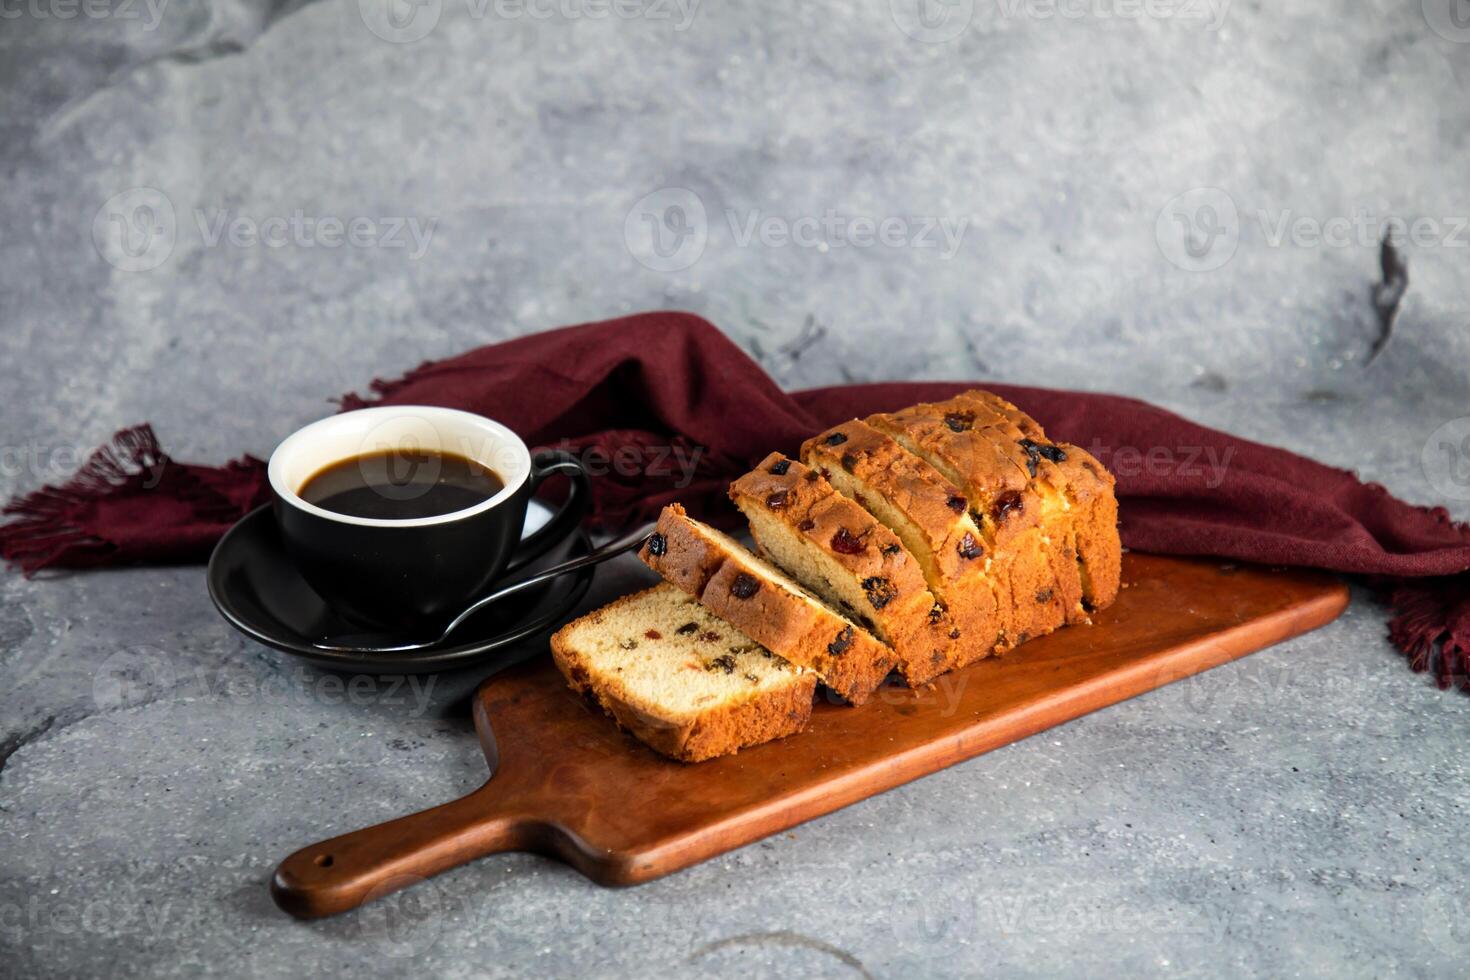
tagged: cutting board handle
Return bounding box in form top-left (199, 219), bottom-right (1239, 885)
top-left (271, 783), bottom-right (524, 919)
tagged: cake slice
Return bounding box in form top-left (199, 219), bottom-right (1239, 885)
top-left (1045, 446), bottom-right (1121, 609)
top-left (729, 452), bottom-right (960, 685)
top-left (802, 419), bottom-right (1003, 662)
top-left (639, 504), bottom-right (894, 704)
top-left (927, 389), bottom-right (1119, 611)
top-left (550, 583), bottom-right (817, 762)
top-left (930, 396), bottom-right (1087, 624)
top-left (867, 405), bottom-right (1067, 646)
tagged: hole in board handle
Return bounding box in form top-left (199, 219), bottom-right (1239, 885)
top-left (314, 854), bottom-right (334, 868)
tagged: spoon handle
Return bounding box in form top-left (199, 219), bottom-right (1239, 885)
top-left (312, 522), bottom-right (655, 653)
top-left (437, 522), bottom-right (656, 637)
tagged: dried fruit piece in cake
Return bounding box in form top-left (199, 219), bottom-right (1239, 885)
top-left (639, 504), bottom-right (893, 704)
top-left (729, 453), bottom-right (960, 685)
top-left (801, 419), bottom-right (1002, 665)
top-left (551, 583), bottom-right (817, 762)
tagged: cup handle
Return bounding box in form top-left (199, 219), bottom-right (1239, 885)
top-left (504, 450), bottom-right (591, 575)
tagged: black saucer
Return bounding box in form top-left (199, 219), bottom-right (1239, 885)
top-left (207, 503), bottom-right (593, 673)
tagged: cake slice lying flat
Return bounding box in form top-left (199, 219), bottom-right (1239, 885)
top-left (639, 504), bottom-right (894, 704)
top-left (802, 419), bottom-right (1003, 662)
top-left (729, 452), bottom-right (959, 686)
top-left (550, 583), bottom-right (817, 762)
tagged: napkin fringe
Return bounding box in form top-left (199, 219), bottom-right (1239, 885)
top-left (0, 424), bottom-right (243, 574)
top-left (1381, 575), bottom-right (1470, 691)
top-left (335, 359), bottom-right (436, 412)
top-left (0, 424), bottom-right (167, 572)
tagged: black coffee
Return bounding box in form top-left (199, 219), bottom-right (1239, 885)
top-left (300, 450), bottom-right (505, 520)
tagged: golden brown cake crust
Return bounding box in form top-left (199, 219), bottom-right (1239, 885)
top-left (638, 504), bottom-right (894, 704)
top-left (868, 404), bottom-right (1042, 540)
top-left (865, 389), bottom-right (1123, 637)
top-left (550, 588), bottom-right (817, 763)
top-left (730, 452), bottom-right (958, 685)
top-left (801, 419), bottom-right (1001, 666)
top-left (955, 421), bottom-right (1086, 625)
top-left (801, 422), bottom-right (973, 580)
top-left (865, 406), bottom-right (1065, 643)
top-left (941, 391), bottom-right (1119, 610)
top-left (1051, 444), bottom-right (1121, 609)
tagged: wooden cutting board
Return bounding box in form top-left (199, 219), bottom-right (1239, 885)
top-left (272, 553), bottom-right (1349, 918)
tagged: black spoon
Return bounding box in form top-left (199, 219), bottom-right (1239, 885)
top-left (312, 522), bottom-right (655, 654)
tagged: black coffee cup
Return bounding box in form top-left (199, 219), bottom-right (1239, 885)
top-left (267, 406), bottom-right (590, 631)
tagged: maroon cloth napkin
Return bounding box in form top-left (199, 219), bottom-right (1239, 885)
top-left (5, 312), bottom-right (1469, 688)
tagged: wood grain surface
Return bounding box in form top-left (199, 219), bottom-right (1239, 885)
top-left (272, 553), bottom-right (1349, 918)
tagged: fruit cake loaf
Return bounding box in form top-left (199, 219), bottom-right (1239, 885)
top-left (932, 390), bottom-right (1119, 611)
top-left (638, 503), bottom-right (894, 704)
top-left (729, 452), bottom-right (961, 685)
top-left (866, 407), bottom-right (1069, 645)
top-left (801, 419), bottom-right (1004, 662)
top-left (551, 583), bottom-right (817, 762)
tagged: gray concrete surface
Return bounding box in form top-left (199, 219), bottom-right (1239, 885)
top-left (3, 1), bottom-right (1470, 977)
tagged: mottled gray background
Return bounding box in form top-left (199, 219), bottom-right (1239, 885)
top-left (3, 1), bottom-right (1470, 977)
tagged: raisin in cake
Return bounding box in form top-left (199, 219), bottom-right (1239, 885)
top-left (639, 503), bottom-right (894, 704)
top-left (550, 583), bottom-right (817, 762)
top-left (802, 419), bottom-right (1003, 663)
top-left (729, 452), bottom-right (961, 686)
